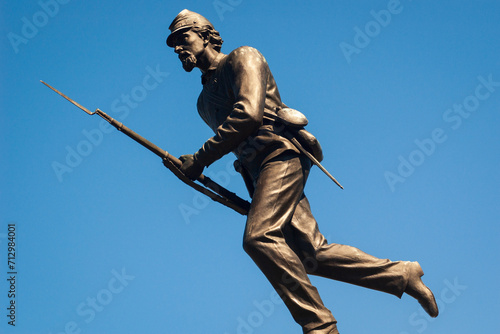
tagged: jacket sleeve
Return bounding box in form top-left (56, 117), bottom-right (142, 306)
top-left (194, 47), bottom-right (268, 167)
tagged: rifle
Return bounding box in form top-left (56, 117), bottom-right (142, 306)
top-left (41, 81), bottom-right (250, 216)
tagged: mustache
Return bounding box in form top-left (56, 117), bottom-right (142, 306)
top-left (178, 51), bottom-right (193, 60)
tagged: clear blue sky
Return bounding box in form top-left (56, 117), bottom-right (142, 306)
top-left (1, 1), bottom-right (499, 333)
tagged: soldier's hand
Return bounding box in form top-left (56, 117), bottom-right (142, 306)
top-left (179, 154), bottom-right (204, 180)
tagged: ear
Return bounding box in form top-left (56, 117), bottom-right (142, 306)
top-left (200, 30), bottom-right (210, 46)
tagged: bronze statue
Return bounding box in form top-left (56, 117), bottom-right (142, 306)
top-left (166, 9), bottom-right (438, 333)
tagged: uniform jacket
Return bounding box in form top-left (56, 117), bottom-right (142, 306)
top-left (194, 46), bottom-right (299, 171)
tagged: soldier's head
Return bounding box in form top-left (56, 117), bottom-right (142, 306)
top-left (166, 9), bottom-right (223, 72)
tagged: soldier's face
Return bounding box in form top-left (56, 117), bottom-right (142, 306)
top-left (173, 30), bottom-right (205, 72)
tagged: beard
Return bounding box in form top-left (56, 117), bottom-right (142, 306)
top-left (180, 52), bottom-right (197, 72)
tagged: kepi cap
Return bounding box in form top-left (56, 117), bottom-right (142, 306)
top-left (166, 9), bottom-right (214, 47)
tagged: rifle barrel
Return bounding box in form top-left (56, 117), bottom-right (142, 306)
top-left (41, 81), bottom-right (250, 215)
top-left (96, 109), bottom-right (171, 159)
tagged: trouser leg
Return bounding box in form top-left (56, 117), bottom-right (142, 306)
top-left (243, 154), bottom-right (337, 333)
top-left (289, 196), bottom-right (410, 298)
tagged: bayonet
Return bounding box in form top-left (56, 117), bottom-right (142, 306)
top-left (41, 81), bottom-right (95, 115)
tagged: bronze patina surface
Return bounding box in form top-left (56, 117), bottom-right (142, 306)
top-left (167, 9), bottom-right (439, 333)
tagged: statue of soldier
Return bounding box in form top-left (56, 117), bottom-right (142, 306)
top-left (165, 9), bottom-right (438, 334)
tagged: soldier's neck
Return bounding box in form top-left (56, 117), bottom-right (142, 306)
top-left (197, 47), bottom-right (220, 73)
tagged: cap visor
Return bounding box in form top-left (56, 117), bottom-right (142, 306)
top-left (166, 26), bottom-right (191, 47)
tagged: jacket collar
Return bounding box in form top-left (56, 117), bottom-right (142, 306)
top-left (201, 52), bottom-right (225, 84)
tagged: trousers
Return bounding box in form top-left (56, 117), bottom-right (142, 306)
top-left (242, 152), bottom-right (411, 333)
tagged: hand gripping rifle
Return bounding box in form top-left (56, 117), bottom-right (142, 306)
top-left (41, 81), bottom-right (250, 216)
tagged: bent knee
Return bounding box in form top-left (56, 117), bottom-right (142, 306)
top-left (242, 234), bottom-right (260, 255)
top-left (243, 231), bottom-right (274, 256)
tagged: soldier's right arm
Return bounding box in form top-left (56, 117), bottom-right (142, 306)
top-left (193, 46), bottom-right (269, 167)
